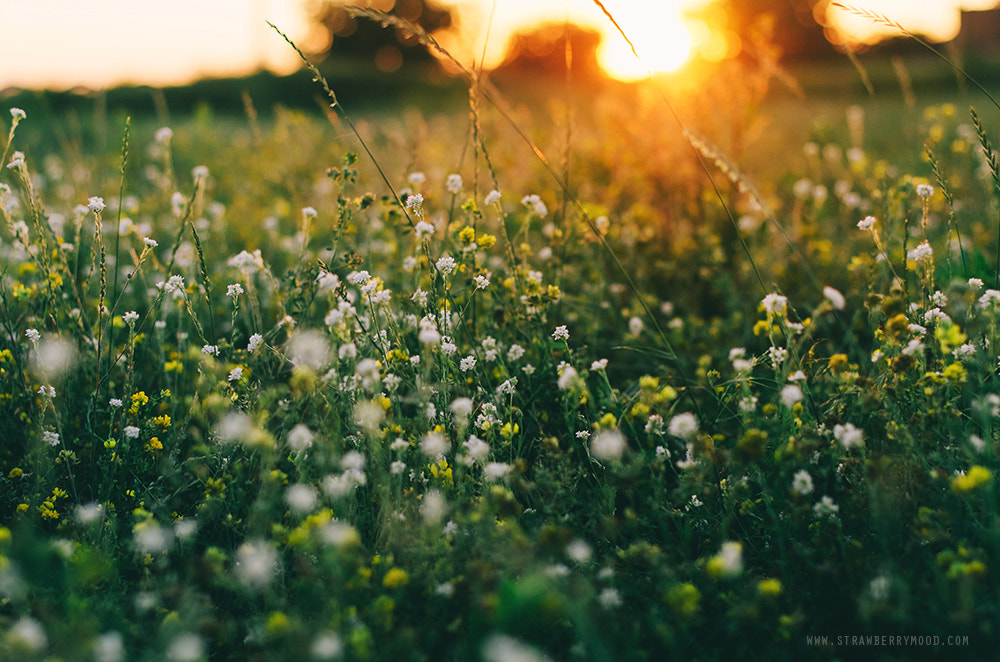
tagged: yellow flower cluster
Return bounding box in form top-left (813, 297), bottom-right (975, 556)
top-left (130, 391), bottom-right (149, 414)
top-left (951, 466), bottom-right (991, 494)
top-left (382, 567), bottom-right (409, 589)
top-left (430, 459), bottom-right (453, 487)
top-left (39, 487), bottom-right (69, 520)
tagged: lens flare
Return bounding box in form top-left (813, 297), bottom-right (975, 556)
top-left (597, 5), bottom-right (693, 80)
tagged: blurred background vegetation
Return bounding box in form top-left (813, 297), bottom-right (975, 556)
top-left (2, 0), bottom-right (999, 123)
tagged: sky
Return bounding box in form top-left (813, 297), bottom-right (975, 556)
top-left (0, 0), bottom-right (998, 90)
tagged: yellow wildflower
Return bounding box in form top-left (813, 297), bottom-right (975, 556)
top-left (383, 567), bottom-right (409, 589)
top-left (952, 466), bottom-right (992, 493)
top-left (130, 391), bottom-right (149, 414)
top-left (758, 578), bottom-right (782, 598)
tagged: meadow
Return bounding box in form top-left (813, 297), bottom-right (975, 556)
top-left (2, 16), bottom-right (1000, 661)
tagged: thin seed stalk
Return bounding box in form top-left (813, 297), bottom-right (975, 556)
top-left (970, 108), bottom-right (1000, 284)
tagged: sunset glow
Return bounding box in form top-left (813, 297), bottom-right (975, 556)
top-left (827, 0), bottom-right (1000, 47)
top-left (0, 1), bottom-right (998, 89)
top-left (593, 4), bottom-right (694, 80)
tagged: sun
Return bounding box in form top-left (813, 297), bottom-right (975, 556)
top-left (597, 5), bottom-right (693, 81)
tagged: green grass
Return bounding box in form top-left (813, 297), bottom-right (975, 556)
top-left (1, 38), bottom-right (1000, 661)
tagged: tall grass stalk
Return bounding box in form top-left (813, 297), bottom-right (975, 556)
top-left (268, 22), bottom-right (416, 233)
top-left (107, 118), bottom-right (130, 383)
top-left (970, 108), bottom-right (1000, 284)
top-left (832, 2), bottom-right (1000, 113)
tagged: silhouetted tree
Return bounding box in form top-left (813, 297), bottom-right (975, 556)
top-left (307, 0), bottom-right (454, 73)
top-left (490, 23), bottom-right (605, 83)
top-left (696, 0), bottom-right (837, 61)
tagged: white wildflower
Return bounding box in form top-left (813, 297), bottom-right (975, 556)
top-left (823, 286), bottom-right (846, 310)
top-left (556, 364), bottom-right (580, 391)
top-left (285, 483), bottom-right (318, 514)
top-left (521, 194), bottom-right (548, 217)
top-left (420, 489), bottom-right (448, 525)
top-left (247, 333), bottom-right (264, 352)
top-left (857, 215), bottom-right (876, 231)
top-left (463, 435), bottom-right (490, 463)
top-left (415, 220), bottom-right (435, 239)
top-left (9, 617), bottom-right (47, 654)
top-left (792, 470), bottom-right (814, 495)
top-left (435, 256), bottom-right (456, 276)
top-left (668, 412), bottom-right (699, 440)
top-left (405, 193), bottom-right (423, 213)
top-left (762, 293), bottom-right (787, 315)
top-left (907, 241), bottom-right (933, 262)
top-left (346, 270), bottom-right (370, 286)
top-left (286, 330), bottom-right (331, 370)
top-left (161, 275), bottom-right (185, 294)
top-left (316, 271), bottom-right (340, 293)
top-left (590, 429), bottom-right (626, 461)
top-left (813, 495), bottom-right (840, 518)
top-left (420, 431), bottom-right (449, 458)
top-left (566, 539), bottom-right (592, 564)
top-left (780, 384), bottom-right (803, 408)
top-left (833, 422), bottom-right (864, 449)
top-left (977, 289), bottom-right (1000, 309)
top-left (227, 249), bottom-right (265, 272)
top-left (675, 443), bottom-right (697, 470)
top-left (714, 541), bottom-right (743, 578)
top-left (287, 424), bottom-right (314, 452)
top-left (598, 587), bottom-right (622, 609)
top-left (234, 541), bottom-right (279, 589)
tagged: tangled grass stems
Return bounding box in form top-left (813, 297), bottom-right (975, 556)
top-left (589, 0), bottom-right (786, 301)
top-left (267, 21), bottom-right (416, 234)
top-left (288, 10), bottom-right (706, 415)
top-left (925, 146), bottom-right (968, 281)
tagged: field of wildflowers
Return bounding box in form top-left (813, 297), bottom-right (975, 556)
top-left (3, 16), bottom-right (1000, 661)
